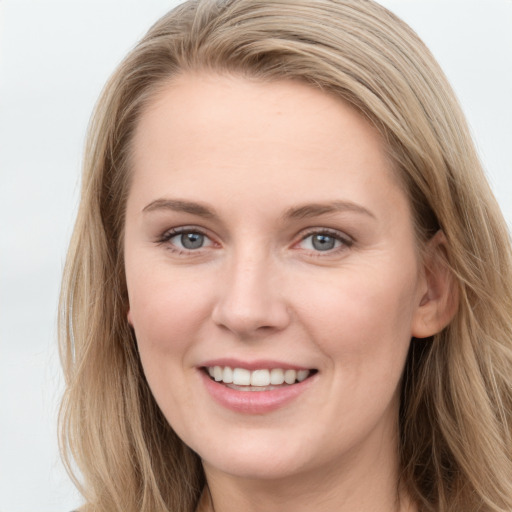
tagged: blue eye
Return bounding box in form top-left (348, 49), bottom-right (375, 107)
top-left (163, 229), bottom-right (213, 251)
top-left (298, 231), bottom-right (350, 252)
top-left (313, 234), bottom-right (338, 251)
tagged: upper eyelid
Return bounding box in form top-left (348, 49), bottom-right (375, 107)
top-left (298, 227), bottom-right (353, 243)
top-left (157, 226), bottom-right (213, 245)
top-left (161, 225), bottom-right (209, 237)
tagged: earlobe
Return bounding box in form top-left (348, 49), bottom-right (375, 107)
top-left (411, 231), bottom-right (459, 339)
top-left (127, 309), bottom-right (133, 327)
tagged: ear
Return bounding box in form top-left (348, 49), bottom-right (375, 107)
top-left (127, 309), bottom-right (133, 327)
top-left (411, 231), bottom-right (459, 339)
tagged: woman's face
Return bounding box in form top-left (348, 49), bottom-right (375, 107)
top-left (124, 73), bottom-right (430, 482)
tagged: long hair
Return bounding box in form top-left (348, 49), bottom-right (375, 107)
top-left (59, 1), bottom-right (512, 510)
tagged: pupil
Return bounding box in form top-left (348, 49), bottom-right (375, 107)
top-left (312, 234), bottom-right (335, 251)
top-left (181, 232), bottom-right (204, 249)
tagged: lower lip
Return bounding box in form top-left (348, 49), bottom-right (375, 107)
top-left (200, 370), bottom-right (316, 414)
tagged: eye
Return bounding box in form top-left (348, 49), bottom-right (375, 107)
top-left (297, 230), bottom-right (352, 252)
top-left (175, 232), bottom-right (207, 249)
top-left (159, 228), bottom-right (214, 251)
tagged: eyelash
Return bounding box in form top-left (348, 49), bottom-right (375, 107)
top-left (156, 227), bottom-right (353, 255)
top-left (156, 227), bottom-right (213, 255)
top-left (297, 228), bottom-right (353, 255)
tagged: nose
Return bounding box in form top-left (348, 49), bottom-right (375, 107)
top-left (211, 251), bottom-right (291, 338)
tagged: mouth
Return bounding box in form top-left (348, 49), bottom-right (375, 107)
top-left (203, 366), bottom-right (318, 391)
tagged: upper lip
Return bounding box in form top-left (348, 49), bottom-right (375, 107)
top-left (199, 358), bottom-right (314, 371)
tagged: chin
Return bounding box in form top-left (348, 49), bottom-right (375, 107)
top-left (202, 453), bottom-right (307, 481)
top-left (191, 430), bottom-right (322, 481)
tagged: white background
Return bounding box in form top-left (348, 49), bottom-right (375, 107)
top-left (0, 1), bottom-right (511, 510)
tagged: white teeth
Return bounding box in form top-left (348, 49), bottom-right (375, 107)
top-left (232, 368), bottom-right (251, 386)
top-left (297, 370), bottom-right (309, 382)
top-left (222, 366), bottom-right (233, 383)
top-left (284, 369), bottom-right (297, 384)
top-left (270, 368), bottom-right (285, 385)
top-left (251, 369), bottom-right (270, 386)
top-left (207, 366), bottom-right (312, 387)
top-left (213, 366), bottom-right (223, 382)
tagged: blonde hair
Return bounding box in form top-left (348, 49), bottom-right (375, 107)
top-left (59, 1), bottom-right (512, 511)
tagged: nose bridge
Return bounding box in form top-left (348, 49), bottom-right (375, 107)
top-left (212, 244), bottom-right (290, 336)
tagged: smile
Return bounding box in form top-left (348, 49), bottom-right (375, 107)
top-left (205, 366), bottom-right (313, 390)
top-left (200, 364), bottom-right (318, 414)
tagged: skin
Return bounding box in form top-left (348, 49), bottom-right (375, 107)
top-left (124, 73), bottom-right (451, 512)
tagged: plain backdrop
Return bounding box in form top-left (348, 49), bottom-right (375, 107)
top-left (0, 1), bottom-right (511, 510)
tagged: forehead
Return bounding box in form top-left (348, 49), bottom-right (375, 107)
top-left (128, 72), bottom-right (405, 218)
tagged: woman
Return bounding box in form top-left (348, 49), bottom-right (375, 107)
top-left (59, 1), bottom-right (512, 511)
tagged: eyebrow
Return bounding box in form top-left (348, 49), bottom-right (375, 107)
top-left (142, 198), bottom-right (375, 221)
top-left (142, 198), bottom-right (217, 218)
top-left (283, 201), bottom-right (376, 221)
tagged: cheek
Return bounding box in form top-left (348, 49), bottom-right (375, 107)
top-left (293, 263), bottom-right (419, 366)
top-left (127, 265), bottom-right (214, 358)
top-left (126, 266), bottom-right (216, 424)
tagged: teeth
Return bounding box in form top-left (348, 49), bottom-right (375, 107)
top-left (297, 370), bottom-right (309, 382)
top-left (270, 368), bottom-right (285, 385)
top-left (251, 369), bottom-right (270, 386)
top-left (232, 368), bottom-right (251, 386)
top-left (213, 366), bottom-right (223, 382)
top-left (284, 369), bottom-right (296, 384)
top-left (206, 366), bottom-right (312, 386)
top-left (222, 366), bottom-right (233, 383)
